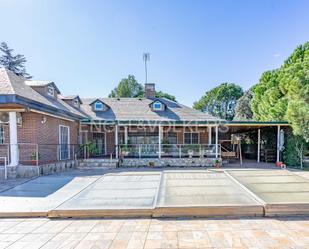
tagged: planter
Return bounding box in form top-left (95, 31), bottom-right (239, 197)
top-left (214, 163), bottom-right (220, 168)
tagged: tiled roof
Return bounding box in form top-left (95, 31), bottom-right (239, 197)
top-left (0, 68), bottom-right (86, 119)
top-left (0, 68), bottom-right (222, 123)
top-left (80, 97), bottom-right (223, 123)
top-left (24, 80), bottom-right (61, 93)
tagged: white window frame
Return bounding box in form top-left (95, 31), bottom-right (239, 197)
top-left (94, 101), bottom-right (104, 111)
top-left (59, 125), bottom-right (70, 160)
top-left (183, 132), bottom-right (200, 144)
top-left (152, 101), bottom-right (163, 111)
top-left (47, 85), bottom-right (55, 97)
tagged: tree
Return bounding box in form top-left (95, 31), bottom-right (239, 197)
top-left (251, 70), bottom-right (287, 121)
top-left (193, 83), bottom-right (243, 120)
top-left (252, 42), bottom-right (309, 141)
top-left (109, 75), bottom-right (177, 101)
top-left (234, 89), bottom-right (253, 120)
top-left (155, 91), bottom-right (176, 102)
top-left (0, 42), bottom-right (32, 79)
top-left (109, 75), bottom-right (143, 98)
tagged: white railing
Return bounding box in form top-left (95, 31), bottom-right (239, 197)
top-left (118, 144), bottom-right (221, 159)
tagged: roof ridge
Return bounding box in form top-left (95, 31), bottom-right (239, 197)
top-left (1, 68), bottom-right (16, 94)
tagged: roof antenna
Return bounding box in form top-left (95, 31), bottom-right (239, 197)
top-left (143, 52), bottom-right (150, 83)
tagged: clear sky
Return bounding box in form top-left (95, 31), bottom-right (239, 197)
top-left (0, 0), bottom-right (308, 106)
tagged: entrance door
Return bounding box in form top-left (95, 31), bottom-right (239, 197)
top-left (59, 125), bottom-right (70, 160)
top-left (93, 133), bottom-right (106, 156)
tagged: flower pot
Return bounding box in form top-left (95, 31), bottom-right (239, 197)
top-left (214, 163), bottom-right (220, 168)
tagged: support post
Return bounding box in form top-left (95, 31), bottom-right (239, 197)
top-left (124, 126), bottom-right (128, 144)
top-left (158, 125), bottom-right (162, 158)
top-left (208, 126), bottom-right (212, 145)
top-left (9, 112), bottom-right (19, 166)
top-left (215, 125), bottom-right (219, 158)
top-left (277, 125), bottom-right (280, 162)
top-left (115, 125), bottom-right (119, 159)
top-left (257, 128), bottom-right (261, 163)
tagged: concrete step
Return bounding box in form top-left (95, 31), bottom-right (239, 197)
top-left (79, 159), bottom-right (119, 163)
top-left (77, 159), bottom-right (118, 169)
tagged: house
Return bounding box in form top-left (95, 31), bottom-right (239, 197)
top-left (0, 68), bottom-right (289, 178)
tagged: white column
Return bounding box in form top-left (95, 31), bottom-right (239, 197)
top-left (208, 126), bottom-right (212, 145)
top-left (115, 125), bottom-right (119, 159)
top-left (215, 125), bottom-right (219, 158)
top-left (9, 112), bottom-right (19, 166)
top-left (124, 126), bottom-right (128, 144)
top-left (158, 125), bottom-right (162, 158)
top-left (277, 125), bottom-right (280, 162)
top-left (257, 128), bottom-right (261, 163)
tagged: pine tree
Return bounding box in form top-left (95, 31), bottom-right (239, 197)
top-left (0, 42), bottom-right (32, 79)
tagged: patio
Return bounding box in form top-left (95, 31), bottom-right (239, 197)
top-left (0, 216), bottom-right (309, 248)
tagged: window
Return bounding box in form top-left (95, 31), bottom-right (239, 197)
top-left (59, 125), bottom-right (70, 160)
top-left (73, 99), bottom-right (79, 108)
top-left (0, 125), bottom-right (4, 144)
top-left (47, 85), bottom-right (54, 97)
top-left (167, 133), bottom-right (177, 144)
top-left (94, 101), bottom-right (104, 111)
top-left (152, 101), bottom-right (163, 111)
top-left (184, 132), bottom-right (199, 144)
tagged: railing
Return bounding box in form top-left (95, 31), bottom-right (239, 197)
top-left (0, 143), bottom-right (81, 166)
top-left (118, 144), bottom-right (221, 159)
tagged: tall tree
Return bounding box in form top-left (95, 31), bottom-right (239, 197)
top-left (0, 42), bottom-right (32, 79)
top-left (234, 89), bottom-right (254, 120)
top-left (251, 70), bottom-right (287, 121)
top-left (109, 75), bottom-right (143, 98)
top-left (193, 83), bottom-right (243, 120)
top-left (252, 42), bottom-right (309, 141)
top-left (109, 75), bottom-right (177, 101)
top-left (155, 91), bottom-right (176, 102)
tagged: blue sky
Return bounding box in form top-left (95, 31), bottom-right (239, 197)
top-left (0, 0), bottom-right (308, 106)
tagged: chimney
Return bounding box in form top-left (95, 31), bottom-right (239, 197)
top-left (145, 83), bottom-right (156, 98)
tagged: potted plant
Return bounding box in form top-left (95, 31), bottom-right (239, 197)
top-left (213, 159), bottom-right (221, 168)
top-left (185, 144), bottom-right (196, 158)
top-left (30, 152), bottom-right (40, 165)
top-left (120, 145), bottom-right (130, 158)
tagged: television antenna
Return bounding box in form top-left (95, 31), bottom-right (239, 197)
top-left (143, 52), bottom-right (150, 83)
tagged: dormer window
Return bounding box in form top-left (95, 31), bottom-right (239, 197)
top-left (47, 85), bottom-right (55, 97)
top-left (90, 99), bottom-right (108, 112)
top-left (94, 101), bottom-right (104, 111)
top-left (153, 102), bottom-right (162, 110)
top-left (151, 100), bottom-right (165, 111)
top-left (73, 99), bottom-right (79, 108)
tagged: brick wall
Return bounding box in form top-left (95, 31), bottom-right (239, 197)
top-left (0, 112), bottom-right (79, 164)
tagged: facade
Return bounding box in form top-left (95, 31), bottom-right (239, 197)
top-left (0, 68), bottom-right (290, 177)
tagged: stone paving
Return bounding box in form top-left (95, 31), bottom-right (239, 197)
top-left (0, 216), bottom-right (309, 248)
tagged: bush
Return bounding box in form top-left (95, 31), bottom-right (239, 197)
top-left (283, 133), bottom-right (308, 168)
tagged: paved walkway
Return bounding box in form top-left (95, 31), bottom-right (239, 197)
top-left (0, 216), bottom-right (309, 248)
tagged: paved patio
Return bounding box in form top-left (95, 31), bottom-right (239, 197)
top-left (0, 216), bottom-right (309, 248)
